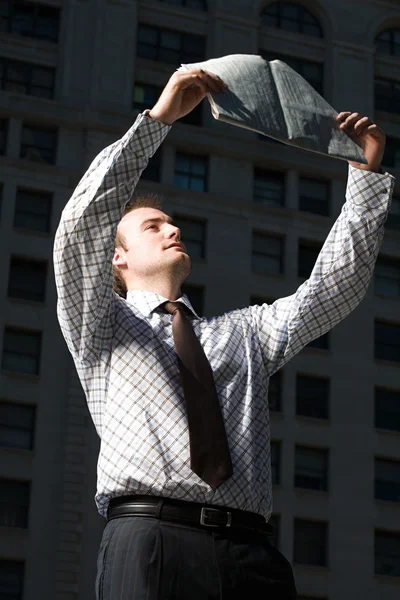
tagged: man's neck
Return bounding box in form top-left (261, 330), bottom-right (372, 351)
top-left (127, 281), bottom-right (182, 301)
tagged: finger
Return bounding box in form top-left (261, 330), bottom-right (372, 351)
top-left (341, 112), bottom-right (362, 130)
top-left (337, 111), bottom-right (352, 122)
top-left (201, 69), bottom-right (228, 89)
top-left (199, 69), bottom-right (225, 93)
top-left (183, 74), bottom-right (209, 94)
top-left (353, 116), bottom-right (373, 136)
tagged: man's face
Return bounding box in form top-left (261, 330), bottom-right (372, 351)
top-left (113, 207), bottom-right (191, 284)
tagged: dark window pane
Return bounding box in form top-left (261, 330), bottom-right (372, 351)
top-left (296, 375), bottom-right (329, 419)
top-left (375, 256), bottom-right (400, 297)
top-left (0, 57), bottom-right (55, 99)
top-left (2, 328), bottom-right (42, 376)
top-left (5, 2), bottom-right (60, 42)
top-left (295, 446), bottom-right (328, 491)
top-left (375, 79), bottom-right (400, 114)
top-left (294, 519), bottom-right (328, 566)
top-left (271, 441), bottom-right (281, 485)
top-left (298, 240), bottom-right (323, 278)
top-left (261, 2), bottom-right (323, 38)
top-left (0, 479), bottom-right (30, 528)
top-left (375, 388), bottom-right (400, 432)
top-left (376, 29), bottom-right (400, 57)
top-left (174, 216), bottom-right (206, 260)
top-left (375, 321), bottom-right (400, 363)
top-left (375, 458), bottom-right (400, 502)
top-left (21, 125), bottom-right (57, 165)
top-left (133, 83), bottom-right (162, 112)
top-left (253, 169), bottom-right (284, 207)
top-left (0, 560), bottom-right (25, 600)
top-left (137, 24), bottom-right (205, 65)
top-left (252, 233), bottom-right (284, 275)
top-left (0, 402), bottom-right (35, 450)
top-left (268, 514), bottom-right (280, 548)
top-left (8, 257), bottom-right (47, 302)
top-left (142, 147), bottom-right (162, 182)
top-left (383, 137), bottom-right (400, 169)
top-left (0, 118), bottom-right (7, 154)
top-left (174, 153), bottom-right (208, 192)
top-left (387, 196), bottom-right (400, 231)
top-left (307, 332), bottom-right (329, 350)
top-left (375, 531), bottom-right (400, 577)
top-left (299, 177), bottom-right (329, 216)
top-left (14, 188), bottom-right (52, 233)
top-left (268, 369), bottom-right (282, 411)
top-left (181, 284), bottom-right (204, 316)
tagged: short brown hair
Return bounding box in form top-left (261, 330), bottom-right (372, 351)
top-left (113, 193), bottom-right (163, 298)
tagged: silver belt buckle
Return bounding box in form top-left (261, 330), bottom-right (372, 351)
top-left (200, 507), bottom-right (232, 528)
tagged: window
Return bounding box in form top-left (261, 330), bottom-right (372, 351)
top-left (375, 78), bottom-right (400, 114)
top-left (253, 169), bottom-right (284, 207)
top-left (375, 458), bottom-right (400, 502)
top-left (298, 240), bottom-right (323, 279)
top-left (0, 402), bottom-right (35, 450)
top-left (142, 147), bottom-right (162, 182)
top-left (375, 387), bottom-right (400, 432)
top-left (262, 52), bottom-right (324, 95)
top-left (173, 216), bottom-right (206, 260)
top-left (261, 2), bottom-right (323, 38)
top-left (0, 118), bottom-right (7, 154)
top-left (269, 369), bottom-right (282, 412)
top-left (174, 153), bottom-right (208, 192)
top-left (0, 1), bottom-right (60, 42)
top-left (252, 232), bottom-right (284, 275)
top-left (295, 446), bottom-right (328, 491)
top-left (159, 0), bottom-right (207, 9)
top-left (2, 327), bottom-right (42, 375)
top-left (307, 332), bottom-right (329, 350)
top-left (133, 82), bottom-right (161, 113)
top-left (387, 196), bottom-right (400, 231)
top-left (181, 283), bottom-right (204, 316)
top-left (376, 29), bottom-right (400, 57)
top-left (299, 177), bottom-right (330, 216)
top-left (375, 321), bottom-right (400, 363)
top-left (375, 531), bottom-right (400, 577)
top-left (8, 256), bottom-right (47, 302)
top-left (0, 57), bottom-right (55, 99)
top-left (383, 136), bottom-right (400, 169)
top-left (137, 25), bottom-right (205, 65)
top-left (20, 125), bottom-right (57, 164)
top-left (0, 560), bottom-right (25, 600)
top-left (375, 256), bottom-right (400, 297)
top-left (296, 375), bottom-right (329, 420)
top-left (268, 514), bottom-right (280, 548)
top-left (271, 441), bottom-right (281, 485)
top-left (14, 188), bottom-right (52, 233)
top-left (0, 479), bottom-right (30, 528)
top-left (294, 519), bottom-right (328, 566)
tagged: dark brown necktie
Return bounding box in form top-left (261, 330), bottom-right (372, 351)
top-left (163, 301), bottom-right (233, 489)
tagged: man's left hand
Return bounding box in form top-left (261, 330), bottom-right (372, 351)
top-left (337, 112), bottom-right (386, 173)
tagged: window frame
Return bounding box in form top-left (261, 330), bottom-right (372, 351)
top-left (294, 445), bottom-right (329, 492)
top-left (0, 56), bottom-right (55, 99)
top-left (374, 320), bottom-right (400, 364)
top-left (298, 176), bottom-right (330, 216)
top-left (1, 326), bottom-right (42, 376)
top-left (137, 24), bottom-right (206, 65)
top-left (296, 374), bottom-right (330, 420)
top-left (260, 1), bottom-right (323, 38)
top-left (20, 124), bottom-right (58, 165)
top-left (293, 518), bottom-right (328, 567)
top-left (173, 214), bottom-right (207, 260)
top-left (253, 168), bottom-right (285, 207)
top-left (252, 231), bottom-right (284, 275)
top-left (174, 152), bottom-right (208, 192)
top-left (0, 401), bottom-right (36, 450)
top-left (375, 387), bottom-right (400, 433)
top-left (0, 0), bottom-right (60, 43)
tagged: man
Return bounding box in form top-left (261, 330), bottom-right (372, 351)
top-left (53, 67), bottom-right (394, 599)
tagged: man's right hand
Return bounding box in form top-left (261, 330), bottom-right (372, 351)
top-left (148, 69), bottom-right (228, 126)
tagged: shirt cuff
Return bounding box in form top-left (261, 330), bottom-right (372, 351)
top-left (347, 164), bottom-right (395, 213)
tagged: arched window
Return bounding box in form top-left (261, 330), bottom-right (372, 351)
top-left (376, 28), bottom-right (400, 57)
top-left (261, 2), bottom-right (323, 38)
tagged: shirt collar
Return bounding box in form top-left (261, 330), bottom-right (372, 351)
top-left (126, 289), bottom-right (199, 319)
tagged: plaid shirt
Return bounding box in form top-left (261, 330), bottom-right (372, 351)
top-left (53, 113), bottom-right (394, 519)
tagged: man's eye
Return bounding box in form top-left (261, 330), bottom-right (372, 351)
top-left (146, 225), bottom-right (157, 230)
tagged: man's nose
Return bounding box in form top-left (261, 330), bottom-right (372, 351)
top-left (167, 225), bottom-right (181, 240)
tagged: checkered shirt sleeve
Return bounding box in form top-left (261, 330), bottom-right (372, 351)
top-left (53, 113), bottom-right (171, 366)
top-left (249, 166), bottom-right (395, 375)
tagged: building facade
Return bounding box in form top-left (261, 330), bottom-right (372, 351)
top-left (0, 0), bottom-right (400, 599)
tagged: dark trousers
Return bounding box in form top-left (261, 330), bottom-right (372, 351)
top-left (96, 515), bottom-right (297, 599)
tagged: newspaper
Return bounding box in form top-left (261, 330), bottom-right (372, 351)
top-left (180, 54), bottom-right (367, 164)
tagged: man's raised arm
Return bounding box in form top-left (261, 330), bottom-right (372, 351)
top-left (249, 113), bottom-right (395, 374)
top-left (53, 69), bottom-right (226, 363)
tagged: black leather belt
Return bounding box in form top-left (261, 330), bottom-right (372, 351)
top-left (107, 495), bottom-right (273, 535)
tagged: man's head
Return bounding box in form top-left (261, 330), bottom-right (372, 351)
top-left (112, 194), bottom-right (191, 298)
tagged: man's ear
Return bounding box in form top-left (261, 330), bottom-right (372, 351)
top-left (112, 247), bottom-right (127, 268)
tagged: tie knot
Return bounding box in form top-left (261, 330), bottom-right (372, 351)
top-left (163, 301), bottom-right (185, 316)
